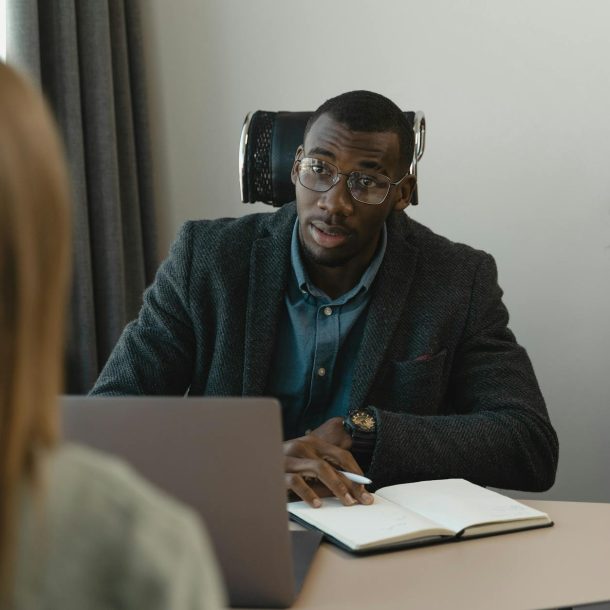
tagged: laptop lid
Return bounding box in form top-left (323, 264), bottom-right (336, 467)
top-left (61, 396), bottom-right (296, 608)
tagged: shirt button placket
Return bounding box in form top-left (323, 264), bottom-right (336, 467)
top-left (317, 308), bottom-right (331, 377)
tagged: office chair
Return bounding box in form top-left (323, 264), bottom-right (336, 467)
top-left (239, 110), bottom-right (425, 207)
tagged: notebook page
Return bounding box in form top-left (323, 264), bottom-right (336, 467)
top-left (288, 495), bottom-right (453, 550)
top-left (376, 479), bottom-right (550, 533)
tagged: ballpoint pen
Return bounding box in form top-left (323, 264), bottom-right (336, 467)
top-left (338, 470), bottom-right (372, 485)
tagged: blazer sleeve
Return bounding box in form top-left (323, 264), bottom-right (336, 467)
top-left (90, 223), bottom-right (197, 396)
top-left (368, 253), bottom-right (559, 492)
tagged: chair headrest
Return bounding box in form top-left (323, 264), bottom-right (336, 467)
top-left (240, 110), bottom-right (425, 207)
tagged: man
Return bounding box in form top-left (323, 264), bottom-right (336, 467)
top-left (92, 91), bottom-right (558, 508)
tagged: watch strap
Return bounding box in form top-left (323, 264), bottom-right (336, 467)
top-left (346, 407), bottom-right (378, 472)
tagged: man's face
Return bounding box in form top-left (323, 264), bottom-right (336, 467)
top-left (292, 113), bottom-right (413, 271)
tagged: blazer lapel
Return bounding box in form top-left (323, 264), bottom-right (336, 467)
top-left (349, 213), bottom-right (419, 411)
top-left (242, 211), bottom-right (294, 395)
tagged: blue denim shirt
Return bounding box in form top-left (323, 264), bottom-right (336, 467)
top-left (267, 219), bottom-right (387, 439)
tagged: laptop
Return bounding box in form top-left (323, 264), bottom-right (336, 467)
top-left (61, 396), bottom-right (321, 608)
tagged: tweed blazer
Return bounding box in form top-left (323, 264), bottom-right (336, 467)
top-left (92, 202), bottom-right (558, 492)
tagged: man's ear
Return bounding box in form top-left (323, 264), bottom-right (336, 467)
top-left (291, 146), bottom-right (304, 186)
top-left (393, 175), bottom-right (416, 211)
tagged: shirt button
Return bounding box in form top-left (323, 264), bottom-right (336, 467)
top-left (317, 367), bottom-right (326, 377)
top-left (323, 306), bottom-right (333, 316)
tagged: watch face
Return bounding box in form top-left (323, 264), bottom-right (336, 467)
top-left (351, 410), bottom-right (376, 433)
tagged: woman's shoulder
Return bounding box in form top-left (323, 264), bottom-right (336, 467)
top-left (15, 444), bottom-right (226, 609)
top-left (48, 443), bottom-right (220, 568)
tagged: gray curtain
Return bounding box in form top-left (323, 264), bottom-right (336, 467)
top-left (7, 0), bottom-right (158, 393)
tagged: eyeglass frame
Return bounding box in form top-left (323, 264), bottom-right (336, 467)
top-left (293, 156), bottom-right (413, 206)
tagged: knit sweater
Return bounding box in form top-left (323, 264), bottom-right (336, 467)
top-left (13, 444), bottom-right (226, 610)
top-left (92, 203), bottom-right (559, 492)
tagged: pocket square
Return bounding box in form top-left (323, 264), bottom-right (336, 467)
top-left (414, 348), bottom-right (447, 362)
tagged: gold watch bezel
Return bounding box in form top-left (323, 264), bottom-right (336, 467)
top-left (350, 410), bottom-right (376, 433)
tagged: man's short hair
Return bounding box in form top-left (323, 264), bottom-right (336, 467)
top-left (304, 90), bottom-right (415, 168)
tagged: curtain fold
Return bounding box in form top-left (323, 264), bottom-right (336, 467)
top-left (7, 0), bottom-right (158, 393)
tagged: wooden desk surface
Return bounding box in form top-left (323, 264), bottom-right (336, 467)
top-left (291, 500), bottom-right (610, 610)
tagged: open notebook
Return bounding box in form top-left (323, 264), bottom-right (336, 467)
top-left (289, 478), bottom-right (552, 554)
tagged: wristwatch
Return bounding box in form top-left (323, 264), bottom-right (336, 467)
top-left (343, 407), bottom-right (377, 470)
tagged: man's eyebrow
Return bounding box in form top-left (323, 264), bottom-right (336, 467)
top-left (358, 159), bottom-right (385, 172)
top-left (306, 146), bottom-right (335, 159)
top-left (305, 147), bottom-right (387, 174)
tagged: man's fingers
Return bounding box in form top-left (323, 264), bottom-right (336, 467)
top-left (285, 457), bottom-right (360, 506)
top-left (297, 458), bottom-right (364, 506)
top-left (284, 436), bottom-right (373, 505)
top-left (315, 460), bottom-right (360, 506)
top-left (318, 443), bottom-right (364, 476)
top-left (332, 471), bottom-right (373, 506)
top-left (286, 434), bottom-right (364, 476)
top-left (284, 455), bottom-right (318, 479)
top-left (349, 482), bottom-right (374, 505)
top-left (285, 473), bottom-right (321, 508)
top-left (286, 471), bottom-right (374, 507)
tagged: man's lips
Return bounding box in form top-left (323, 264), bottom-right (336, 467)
top-left (309, 221), bottom-right (351, 248)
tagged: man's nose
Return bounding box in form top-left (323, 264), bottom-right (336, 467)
top-left (317, 174), bottom-right (354, 215)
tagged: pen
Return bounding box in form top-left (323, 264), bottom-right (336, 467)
top-left (338, 470), bottom-right (372, 485)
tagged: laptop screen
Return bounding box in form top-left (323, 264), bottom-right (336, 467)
top-left (61, 396), bottom-right (296, 608)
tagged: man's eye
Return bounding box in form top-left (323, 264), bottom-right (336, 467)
top-left (307, 161), bottom-right (331, 176)
top-left (357, 175), bottom-right (378, 188)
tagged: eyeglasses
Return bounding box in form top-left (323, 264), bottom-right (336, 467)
top-left (295, 157), bottom-right (410, 205)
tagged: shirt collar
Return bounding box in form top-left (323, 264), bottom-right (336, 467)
top-left (290, 219), bottom-right (387, 303)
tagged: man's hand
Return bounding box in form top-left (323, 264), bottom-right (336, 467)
top-left (284, 418), bottom-right (373, 508)
top-left (308, 416), bottom-right (352, 449)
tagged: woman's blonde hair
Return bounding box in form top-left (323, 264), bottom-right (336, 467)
top-left (0, 62), bottom-right (71, 597)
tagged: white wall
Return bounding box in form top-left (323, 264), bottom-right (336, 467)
top-left (143, 0), bottom-right (610, 501)
top-left (0, 0), bottom-right (7, 60)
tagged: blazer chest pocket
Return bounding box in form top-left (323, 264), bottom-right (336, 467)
top-left (371, 349), bottom-right (447, 415)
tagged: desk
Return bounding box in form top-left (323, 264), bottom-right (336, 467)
top-left (291, 500), bottom-right (610, 610)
